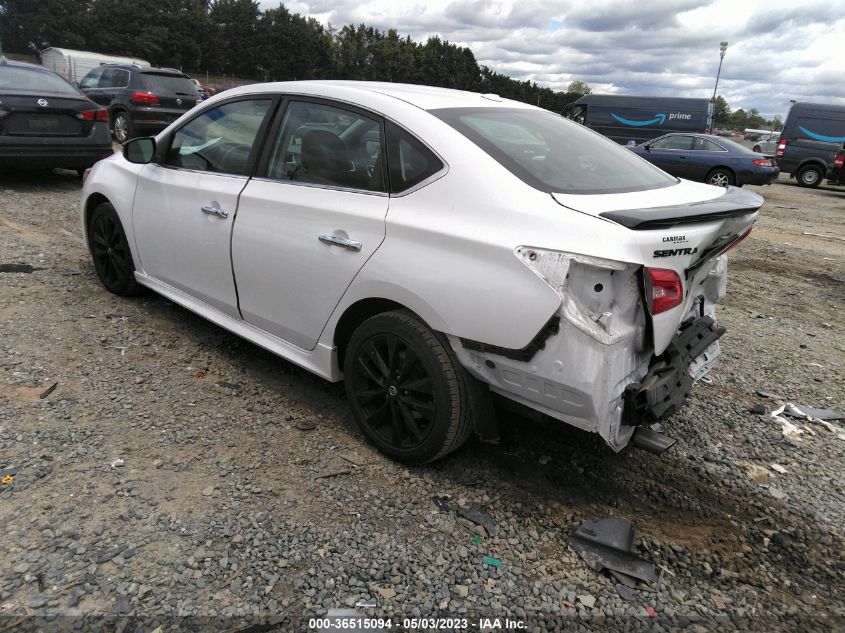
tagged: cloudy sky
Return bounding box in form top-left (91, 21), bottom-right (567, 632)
top-left (268, 0), bottom-right (845, 120)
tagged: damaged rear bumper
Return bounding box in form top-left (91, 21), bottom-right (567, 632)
top-left (450, 253), bottom-right (730, 453)
top-left (622, 316), bottom-right (725, 426)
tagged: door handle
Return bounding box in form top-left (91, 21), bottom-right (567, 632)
top-left (319, 234), bottom-right (362, 251)
top-left (201, 205), bottom-right (229, 219)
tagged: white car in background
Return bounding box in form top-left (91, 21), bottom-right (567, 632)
top-left (752, 133), bottom-right (780, 155)
top-left (80, 81), bottom-right (762, 463)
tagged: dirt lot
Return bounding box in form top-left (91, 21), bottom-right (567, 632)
top-left (1, 171), bottom-right (843, 632)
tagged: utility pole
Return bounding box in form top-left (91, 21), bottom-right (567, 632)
top-left (709, 41), bottom-right (728, 133)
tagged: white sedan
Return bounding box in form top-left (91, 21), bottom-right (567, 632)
top-left (81, 81), bottom-right (762, 463)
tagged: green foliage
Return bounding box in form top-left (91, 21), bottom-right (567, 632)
top-left (713, 95), bottom-right (730, 124)
top-left (567, 80), bottom-right (591, 95)
top-left (1, 0), bottom-right (585, 112)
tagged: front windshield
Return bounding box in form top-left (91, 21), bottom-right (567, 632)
top-left (431, 107), bottom-right (677, 194)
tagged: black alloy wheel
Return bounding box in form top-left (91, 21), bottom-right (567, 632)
top-left (345, 311), bottom-right (474, 464)
top-left (88, 202), bottom-right (142, 296)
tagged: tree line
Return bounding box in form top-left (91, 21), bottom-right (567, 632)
top-left (0, 0), bottom-right (588, 111)
top-left (713, 95), bottom-right (783, 131)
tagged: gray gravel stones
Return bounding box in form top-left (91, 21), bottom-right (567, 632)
top-left (0, 172), bottom-right (843, 632)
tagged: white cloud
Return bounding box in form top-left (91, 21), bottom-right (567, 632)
top-left (259, 0), bottom-right (845, 118)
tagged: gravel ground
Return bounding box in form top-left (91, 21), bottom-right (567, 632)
top-left (1, 170), bottom-right (843, 632)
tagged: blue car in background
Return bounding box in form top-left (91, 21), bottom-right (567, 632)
top-left (628, 133), bottom-right (780, 187)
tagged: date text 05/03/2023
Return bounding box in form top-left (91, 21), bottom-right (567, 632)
top-left (307, 617), bottom-right (526, 630)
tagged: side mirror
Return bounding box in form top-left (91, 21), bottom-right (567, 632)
top-left (643, 144), bottom-right (651, 151)
top-left (123, 137), bottom-right (156, 164)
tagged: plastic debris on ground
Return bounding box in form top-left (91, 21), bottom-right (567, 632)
top-left (457, 504), bottom-right (498, 537)
top-left (482, 556), bottom-right (502, 568)
top-left (756, 387), bottom-right (787, 400)
top-left (770, 404), bottom-right (806, 442)
top-left (432, 496), bottom-right (451, 512)
top-left (39, 382), bottom-right (58, 399)
top-left (568, 517), bottom-right (658, 586)
top-left (770, 463), bottom-right (788, 474)
top-left (774, 402), bottom-right (845, 437)
top-left (735, 460), bottom-right (771, 485)
top-left (313, 469), bottom-right (350, 480)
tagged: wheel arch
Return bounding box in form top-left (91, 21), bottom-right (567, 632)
top-left (796, 158), bottom-right (827, 172)
top-left (706, 165), bottom-right (735, 177)
top-left (333, 297), bottom-right (412, 372)
top-left (83, 192), bottom-right (112, 244)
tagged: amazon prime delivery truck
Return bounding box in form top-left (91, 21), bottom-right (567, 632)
top-left (563, 95), bottom-right (713, 145)
top-left (775, 101), bottom-right (845, 187)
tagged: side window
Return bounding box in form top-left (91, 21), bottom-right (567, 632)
top-left (385, 121), bottom-right (444, 194)
top-left (79, 68), bottom-right (103, 90)
top-left (692, 138), bottom-right (724, 151)
top-left (651, 136), bottom-right (692, 150)
top-left (99, 68), bottom-right (129, 89)
top-left (165, 99), bottom-right (272, 175)
top-left (266, 101), bottom-right (385, 192)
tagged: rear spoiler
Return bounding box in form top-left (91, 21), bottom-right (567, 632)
top-left (599, 187), bottom-right (763, 230)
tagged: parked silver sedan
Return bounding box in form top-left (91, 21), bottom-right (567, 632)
top-left (752, 133), bottom-right (780, 155)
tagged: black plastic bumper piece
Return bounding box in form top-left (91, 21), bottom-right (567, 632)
top-left (460, 314), bottom-right (560, 362)
top-left (623, 316), bottom-right (726, 426)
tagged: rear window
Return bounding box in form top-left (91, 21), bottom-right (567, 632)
top-left (0, 65), bottom-right (82, 96)
top-left (706, 137), bottom-right (750, 153)
top-left (431, 107), bottom-right (676, 194)
top-left (140, 73), bottom-right (196, 95)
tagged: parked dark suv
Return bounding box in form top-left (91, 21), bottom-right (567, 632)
top-left (79, 64), bottom-right (198, 143)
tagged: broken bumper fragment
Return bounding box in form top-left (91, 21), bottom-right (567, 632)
top-left (623, 316), bottom-right (726, 426)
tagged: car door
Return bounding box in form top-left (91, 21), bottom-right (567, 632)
top-left (131, 97), bottom-right (275, 317)
top-left (232, 98), bottom-right (389, 350)
top-left (78, 67), bottom-right (104, 103)
top-left (645, 135), bottom-right (693, 177)
top-left (689, 137), bottom-right (729, 180)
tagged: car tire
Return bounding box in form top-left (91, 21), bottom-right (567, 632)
top-left (752, 145), bottom-right (761, 153)
top-left (796, 164), bottom-right (823, 188)
top-left (706, 168), bottom-right (735, 187)
top-left (344, 310), bottom-right (474, 464)
top-left (88, 202), bottom-right (144, 296)
top-left (112, 111), bottom-right (133, 144)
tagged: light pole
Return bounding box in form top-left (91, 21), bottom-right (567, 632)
top-left (709, 41), bottom-right (728, 133)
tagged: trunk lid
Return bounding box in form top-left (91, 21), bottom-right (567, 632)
top-left (552, 180), bottom-right (763, 353)
top-left (0, 94), bottom-right (96, 138)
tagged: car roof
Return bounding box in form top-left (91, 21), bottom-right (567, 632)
top-left (99, 63), bottom-right (188, 76)
top-left (0, 57), bottom-right (61, 74)
top-left (222, 80), bottom-right (539, 112)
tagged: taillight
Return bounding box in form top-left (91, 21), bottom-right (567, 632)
top-left (752, 158), bottom-right (772, 167)
top-left (645, 268), bottom-right (683, 315)
top-left (776, 138), bottom-right (787, 157)
top-left (78, 108), bottom-right (109, 122)
top-left (835, 153), bottom-right (845, 169)
top-left (131, 91), bottom-right (159, 105)
top-left (725, 226), bottom-right (753, 252)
